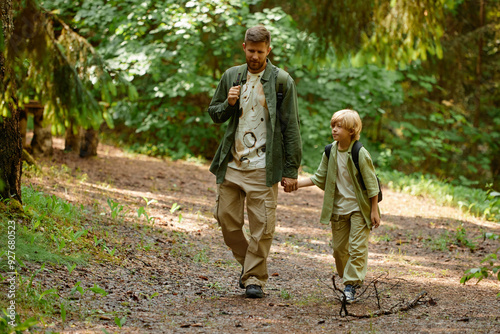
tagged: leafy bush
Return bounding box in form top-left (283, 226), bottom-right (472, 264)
top-left (42, 0), bottom-right (500, 190)
top-left (297, 65), bottom-right (404, 171)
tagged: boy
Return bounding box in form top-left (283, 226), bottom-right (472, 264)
top-left (292, 109), bottom-right (380, 303)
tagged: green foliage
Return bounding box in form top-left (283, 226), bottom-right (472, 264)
top-left (298, 65), bottom-right (404, 171)
top-left (137, 197), bottom-right (158, 225)
top-left (107, 198), bottom-right (124, 220)
top-left (114, 315), bottom-right (127, 329)
top-left (0, 312), bottom-right (38, 334)
top-left (455, 224), bottom-right (476, 251)
top-left (258, 0), bottom-right (459, 67)
top-left (0, 186), bottom-right (90, 268)
top-left (280, 289), bottom-right (292, 300)
top-left (70, 281), bottom-right (108, 297)
top-left (193, 248), bottom-right (209, 263)
top-left (40, 0), bottom-right (500, 191)
top-left (426, 231), bottom-right (451, 252)
top-left (461, 233), bottom-right (500, 296)
top-left (6, 0), bottom-right (134, 134)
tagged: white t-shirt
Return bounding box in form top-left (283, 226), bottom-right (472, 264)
top-left (228, 70), bottom-right (268, 170)
top-left (333, 148), bottom-right (360, 215)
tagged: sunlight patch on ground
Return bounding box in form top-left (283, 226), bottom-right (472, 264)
top-left (276, 225), bottom-right (328, 237)
top-left (81, 181), bottom-right (159, 201)
top-left (272, 243), bottom-right (331, 264)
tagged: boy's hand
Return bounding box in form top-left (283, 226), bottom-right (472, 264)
top-left (228, 85), bottom-right (240, 106)
top-left (281, 177), bottom-right (298, 192)
top-left (370, 196), bottom-right (380, 228)
top-left (371, 211), bottom-right (380, 228)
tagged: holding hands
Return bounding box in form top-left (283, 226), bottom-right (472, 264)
top-left (281, 177), bottom-right (298, 193)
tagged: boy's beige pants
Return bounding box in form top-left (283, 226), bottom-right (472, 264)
top-left (331, 211), bottom-right (370, 286)
top-left (214, 167), bottom-right (278, 288)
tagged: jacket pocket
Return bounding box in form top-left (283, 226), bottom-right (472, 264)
top-left (264, 200), bottom-right (277, 235)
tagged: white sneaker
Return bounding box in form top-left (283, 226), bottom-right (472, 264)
top-left (344, 285), bottom-right (356, 303)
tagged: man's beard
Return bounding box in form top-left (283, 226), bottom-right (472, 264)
top-left (248, 60), bottom-right (264, 72)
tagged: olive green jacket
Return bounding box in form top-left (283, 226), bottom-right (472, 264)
top-left (310, 141), bottom-right (380, 228)
top-left (208, 60), bottom-right (302, 187)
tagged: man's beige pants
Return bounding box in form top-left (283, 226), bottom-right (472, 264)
top-left (331, 211), bottom-right (370, 286)
top-left (214, 167), bottom-right (278, 288)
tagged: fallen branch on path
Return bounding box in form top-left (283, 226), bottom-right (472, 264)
top-left (346, 290), bottom-right (428, 318)
top-left (328, 274), bottom-right (430, 318)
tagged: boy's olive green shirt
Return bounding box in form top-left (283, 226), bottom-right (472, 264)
top-left (208, 60), bottom-right (302, 187)
top-left (310, 141), bottom-right (381, 229)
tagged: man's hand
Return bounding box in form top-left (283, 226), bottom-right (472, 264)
top-left (281, 177), bottom-right (298, 193)
top-left (228, 85), bottom-right (240, 106)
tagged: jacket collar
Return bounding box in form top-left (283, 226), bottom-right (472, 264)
top-left (241, 59), bottom-right (273, 83)
top-left (261, 59), bottom-right (274, 82)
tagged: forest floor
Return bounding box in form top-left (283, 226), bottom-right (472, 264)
top-left (19, 137), bottom-right (500, 333)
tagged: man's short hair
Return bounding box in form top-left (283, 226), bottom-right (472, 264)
top-left (245, 25), bottom-right (271, 46)
top-left (331, 109), bottom-right (362, 141)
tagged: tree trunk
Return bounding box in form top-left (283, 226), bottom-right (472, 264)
top-left (19, 107), bottom-right (28, 148)
top-left (0, 0), bottom-right (22, 203)
top-left (0, 108), bottom-right (23, 203)
top-left (29, 101), bottom-right (53, 157)
top-left (473, 0), bottom-right (484, 129)
top-left (80, 128), bottom-right (99, 158)
top-left (65, 122), bottom-right (82, 153)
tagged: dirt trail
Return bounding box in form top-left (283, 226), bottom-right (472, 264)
top-left (24, 138), bottom-right (500, 333)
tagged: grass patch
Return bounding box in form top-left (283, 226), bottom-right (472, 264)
top-left (0, 183), bottom-right (117, 332)
top-left (379, 170), bottom-right (500, 222)
top-left (0, 227), bottom-right (87, 270)
top-left (0, 186), bottom-right (91, 270)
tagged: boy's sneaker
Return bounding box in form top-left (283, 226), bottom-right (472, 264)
top-left (344, 285), bottom-right (356, 303)
top-left (245, 285), bottom-right (263, 298)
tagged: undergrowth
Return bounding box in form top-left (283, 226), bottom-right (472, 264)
top-left (0, 183), bottom-right (117, 332)
top-left (379, 170), bottom-right (500, 222)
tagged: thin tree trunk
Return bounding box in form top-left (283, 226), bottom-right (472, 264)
top-left (29, 101), bottom-right (53, 156)
top-left (0, 0), bottom-right (22, 203)
top-left (473, 0), bottom-right (484, 128)
top-left (65, 121), bottom-right (82, 153)
top-left (80, 128), bottom-right (99, 157)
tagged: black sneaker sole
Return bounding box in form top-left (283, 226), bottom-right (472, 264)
top-left (245, 285), bottom-right (263, 298)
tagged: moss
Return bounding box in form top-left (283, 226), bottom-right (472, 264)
top-left (8, 198), bottom-right (24, 214)
top-left (0, 198), bottom-right (26, 219)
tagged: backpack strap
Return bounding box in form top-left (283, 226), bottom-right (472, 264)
top-left (324, 140), bottom-right (382, 201)
top-left (324, 143), bottom-right (333, 159)
top-left (233, 64), bottom-right (247, 87)
top-left (351, 140), bottom-right (366, 189)
top-left (276, 68), bottom-right (288, 111)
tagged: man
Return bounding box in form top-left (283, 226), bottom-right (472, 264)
top-left (208, 25), bottom-right (302, 298)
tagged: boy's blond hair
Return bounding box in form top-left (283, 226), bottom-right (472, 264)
top-left (330, 109), bottom-right (362, 141)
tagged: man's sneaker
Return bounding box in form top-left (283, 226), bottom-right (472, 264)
top-left (238, 267), bottom-right (245, 289)
top-left (245, 285), bottom-right (263, 298)
top-left (344, 285), bottom-right (356, 303)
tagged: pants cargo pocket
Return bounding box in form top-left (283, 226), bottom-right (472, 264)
top-left (213, 194), bottom-right (220, 224)
top-left (264, 200), bottom-right (277, 235)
